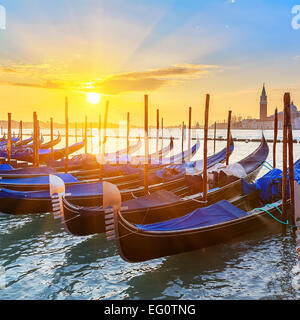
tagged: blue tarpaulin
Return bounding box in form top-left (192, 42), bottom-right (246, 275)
top-left (0, 164), bottom-right (14, 171)
top-left (136, 200), bottom-right (248, 231)
top-left (0, 181), bottom-right (103, 199)
top-left (242, 159), bottom-right (300, 202)
top-left (0, 173), bottom-right (79, 185)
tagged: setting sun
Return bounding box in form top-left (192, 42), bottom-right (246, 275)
top-left (86, 93), bottom-right (101, 104)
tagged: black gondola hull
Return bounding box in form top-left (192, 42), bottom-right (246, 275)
top-left (112, 196), bottom-right (285, 263)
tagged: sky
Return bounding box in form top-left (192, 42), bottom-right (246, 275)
top-left (0, 0), bottom-right (300, 126)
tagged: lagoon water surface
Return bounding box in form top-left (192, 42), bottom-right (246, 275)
top-left (1, 129), bottom-right (300, 300)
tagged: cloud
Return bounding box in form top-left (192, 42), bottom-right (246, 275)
top-left (0, 62), bottom-right (219, 94)
top-left (92, 64), bottom-right (219, 94)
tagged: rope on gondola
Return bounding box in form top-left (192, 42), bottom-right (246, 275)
top-left (188, 198), bottom-right (208, 204)
top-left (262, 161), bottom-right (274, 171)
top-left (255, 203), bottom-right (296, 227)
top-left (264, 160), bottom-right (274, 170)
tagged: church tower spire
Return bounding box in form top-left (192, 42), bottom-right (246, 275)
top-left (260, 83), bottom-right (268, 120)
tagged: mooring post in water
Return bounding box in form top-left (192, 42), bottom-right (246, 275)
top-left (182, 121), bottom-right (185, 155)
top-left (33, 112), bottom-right (39, 168)
top-left (36, 119), bottom-right (40, 168)
top-left (273, 108), bottom-right (278, 168)
top-left (160, 117), bottom-right (164, 162)
top-left (100, 101), bottom-right (109, 181)
top-left (85, 116), bottom-right (88, 154)
top-left (82, 122), bottom-right (84, 140)
top-left (33, 112), bottom-right (36, 167)
top-left (75, 122), bottom-right (78, 143)
top-left (188, 107), bottom-right (192, 162)
top-left (226, 111), bottom-right (232, 166)
top-left (156, 109), bottom-right (159, 154)
top-left (103, 101), bottom-right (109, 157)
top-left (65, 97), bottom-right (69, 174)
top-left (161, 117), bottom-right (164, 150)
top-left (214, 122), bottom-right (217, 154)
top-left (282, 93), bottom-right (289, 233)
top-left (50, 117), bottom-right (54, 160)
top-left (127, 112), bottom-right (130, 163)
top-left (19, 121), bottom-right (23, 147)
top-left (287, 96), bottom-right (295, 226)
top-left (7, 113), bottom-right (11, 164)
top-left (90, 122), bottom-right (93, 154)
top-left (98, 114), bottom-right (101, 156)
top-left (203, 95), bottom-right (210, 203)
top-left (144, 95), bottom-right (149, 195)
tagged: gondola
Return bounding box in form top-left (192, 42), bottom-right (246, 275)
top-left (105, 188), bottom-right (286, 263)
top-left (0, 135), bottom-right (21, 146)
top-left (14, 136), bottom-right (34, 147)
top-left (0, 138), bottom-right (172, 180)
top-left (103, 158), bottom-right (296, 263)
top-left (0, 139), bottom-right (201, 191)
top-left (47, 138), bottom-right (143, 171)
top-left (25, 134), bottom-right (44, 148)
top-left (0, 139), bottom-right (218, 214)
top-left (34, 134), bottom-right (61, 150)
top-left (49, 137), bottom-right (173, 175)
top-left (0, 135), bottom-right (43, 154)
top-left (3, 140), bottom-right (85, 164)
top-left (69, 137), bottom-right (174, 179)
top-left (50, 135), bottom-right (268, 236)
top-left (72, 138), bottom-right (203, 183)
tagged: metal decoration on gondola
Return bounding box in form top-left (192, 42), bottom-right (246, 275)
top-left (49, 174), bottom-right (66, 220)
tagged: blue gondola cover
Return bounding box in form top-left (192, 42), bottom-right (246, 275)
top-left (136, 200), bottom-right (248, 231)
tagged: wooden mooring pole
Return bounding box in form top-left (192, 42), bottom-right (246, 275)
top-left (287, 95), bottom-right (295, 226)
top-left (161, 117), bottom-right (164, 150)
top-left (203, 95), bottom-right (210, 203)
top-left (98, 114), bottom-right (101, 156)
top-left (156, 109), bottom-right (159, 154)
top-left (33, 112), bottom-right (36, 167)
top-left (7, 113), bottom-right (12, 164)
top-left (144, 95), bottom-right (149, 195)
top-left (273, 108), bottom-right (278, 168)
top-left (50, 117), bottom-right (54, 160)
top-left (214, 122), bottom-right (217, 154)
top-left (103, 101), bottom-right (109, 157)
top-left (85, 116), bottom-right (88, 154)
top-left (100, 101), bottom-right (109, 181)
top-left (226, 110), bottom-right (232, 166)
top-left (20, 121), bottom-right (23, 147)
top-left (127, 112), bottom-right (130, 163)
top-left (188, 107), bottom-right (192, 162)
top-left (75, 122), bottom-right (78, 143)
top-left (182, 122), bottom-right (185, 155)
top-left (65, 97), bottom-right (69, 173)
top-left (282, 93), bottom-right (289, 233)
top-left (90, 122), bottom-right (93, 154)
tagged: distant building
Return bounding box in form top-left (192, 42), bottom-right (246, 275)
top-left (212, 84), bottom-right (300, 130)
top-left (260, 84), bottom-right (268, 121)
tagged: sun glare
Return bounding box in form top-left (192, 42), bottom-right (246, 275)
top-left (86, 93), bottom-right (101, 104)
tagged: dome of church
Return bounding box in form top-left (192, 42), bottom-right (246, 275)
top-left (291, 101), bottom-right (298, 112)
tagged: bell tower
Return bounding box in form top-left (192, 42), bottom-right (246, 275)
top-left (260, 83), bottom-right (267, 121)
